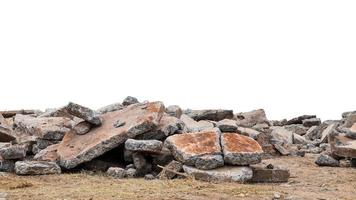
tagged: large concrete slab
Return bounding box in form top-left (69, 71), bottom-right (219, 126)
top-left (56, 102), bottom-right (164, 169)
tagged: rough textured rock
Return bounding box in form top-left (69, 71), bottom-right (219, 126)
top-left (180, 114), bottom-right (214, 133)
top-left (56, 102), bottom-right (164, 169)
top-left (0, 114), bottom-right (15, 142)
top-left (284, 124), bottom-right (309, 136)
top-left (237, 127), bottom-right (260, 139)
top-left (194, 154), bottom-right (224, 170)
top-left (132, 152), bottom-right (152, 176)
top-left (217, 119), bottom-right (238, 132)
top-left (320, 123), bottom-right (337, 143)
top-left (97, 103), bottom-right (123, 114)
top-left (315, 154), bottom-right (340, 167)
top-left (124, 168), bottom-right (137, 178)
top-left (270, 127), bottom-right (293, 145)
top-left (0, 157), bottom-right (15, 172)
top-left (14, 114), bottom-right (72, 141)
top-left (107, 167), bottom-right (125, 178)
top-left (65, 102), bottom-right (102, 126)
top-left (250, 164), bottom-right (290, 183)
top-left (34, 144), bottom-right (60, 162)
top-left (0, 145), bottom-right (26, 160)
top-left (183, 165), bottom-right (253, 183)
top-left (343, 114), bottom-right (356, 128)
top-left (235, 109), bottom-right (268, 127)
top-left (164, 130), bottom-right (221, 166)
top-left (286, 115), bottom-right (316, 125)
top-left (158, 160), bottom-right (183, 179)
top-left (122, 96), bottom-right (139, 106)
top-left (304, 126), bottom-right (321, 141)
top-left (73, 121), bottom-right (92, 135)
top-left (15, 161), bottom-right (61, 175)
top-left (165, 105), bottom-right (182, 118)
top-left (144, 174), bottom-right (156, 180)
top-left (293, 133), bottom-right (310, 145)
top-left (125, 139), bottom-right (163, 154)
top-left (302, 118), bottom-right (321, 127)
top-left (183, 109), bottom-right (233, 121)
top-left (329, 133), bottom-right (356, 158)
top-left (221, 133), bottom-right (263, 165)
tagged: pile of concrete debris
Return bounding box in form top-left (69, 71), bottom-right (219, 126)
top-left (0, 96), bottom-right (354, 183)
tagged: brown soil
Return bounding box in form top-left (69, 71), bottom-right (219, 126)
top-left (0, 154), bottom-right (355, 200)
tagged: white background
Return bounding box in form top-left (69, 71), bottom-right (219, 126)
top-left (0, 1), bottom-right (355, 121)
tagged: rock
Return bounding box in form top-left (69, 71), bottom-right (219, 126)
top-left (315, 154), bottom-right (340, 167)
top-left (293, 134), bottom-right (310, 145)
top-left (15, 161), bottom-right (61, 175)
top-left (56, 102), bottom-right (164, 169)
top-left (343, 114), bottom-right (356, 128)
top-left (235, 109), bottom-right (268, 127)
top-left (320, 123), bottom-right (337, 143)
top-left (250, 164), bottom-right (290, 183)
top-left (284, 124), bottom-right (309, 136)
top-left (342, 111), bottom-right (356, 118)
top-left (0, 157), bottom-right (15, 172)
top-left (125, 139), bottom-right (163, 154)
top-left (0, 114), bottom-right (15, 142)
top-left (165, 105), bottom-right (182, 118)
top-left (273, 143), bottom-right (292, 156)
top-left (0, 145), bottom-right (26, 160)
top-left (183, 165), bottom-right (253, 183)
top-left (237, 127), bottom-right (260, 139)
top-left (252, 123), bottom-right (270, 132)
top-left (97, 103), bottom-right (123, 114)
top-left (34, 144), bottom-right (60, 162)
top-left (164, 130), bottom-right (221, 166)
top-left (180, 114), bottom-right (214, 133)
top-left (195, 155), bottom-right (224, 170)
top-left (124, 168), bottom-right (137, 178)
top-left (132, 152), bottom-right (151, 176)
top-left (304, 126), bottom-right (320, 141)
top-left (271, 127), bottom-right (293, 145)
top-left (107, 167), bottom-right (125, 178)
top-left (122, 96), bottom-right (139, 106)
top-left (329, 133), bottom-right (356, 158)
top-left (217, 119), bottom-right (238, 132)
top-left (221, 133), bottom-right (263, 165)
top-left (256, 131), bottom-right (279, 156)
top-left (14, 114), bottom-right (72, 140)
top-left (125, 164), bottom-right (135, 169)
top-left (73, 121), bottom-right (92, 135)
top-left (270, 119), bottom-right (288, 126)
top-left (144, 174), bottom-right (156, 180)
top-left (345, 124), bottom-right (356, 139)
top-left (151, 147), bottom-right (174, 168)
top-left (302, 118), bottom-right (321, 127)
top-left (183, 109), bottom-right (233, 121)
top-left (39, 107), bottom-right (74, 119)
top-left (65, 102), bottom-right (102, 126)
top-left (286, 115), bottom-right (316, 125)
top-left (158, 160), bottom-right (183, 179)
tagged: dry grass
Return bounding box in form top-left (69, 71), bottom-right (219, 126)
top-left (0, 155), bottom-right (355, 200)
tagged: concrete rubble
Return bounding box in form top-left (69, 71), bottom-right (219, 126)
top-left (0, 96), bottom-right (354, 184)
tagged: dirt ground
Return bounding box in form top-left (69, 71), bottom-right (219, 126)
top-left (0, 154), bottom-right (355, 200)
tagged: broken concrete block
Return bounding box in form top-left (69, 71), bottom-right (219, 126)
top-left (315, 154), bottom-right (340, 167)
top-left (302, 118), bottom-right (321, 127)
top-left (97, 103), bottom-right (123, 114)
top-left (158, 160), bottom-right (183, 179)
top-left (107, 167), bottom-right (125, 178)
top-left (250, 164), bottom-right (290, 183)
top-left (180, 114), bottom-right (214, 133)
top-left (183, 109), bottom-right (233, 121)
top-left (235, 109), bottom-right (268, 127)
top-left (194, 154), bottom-right (224, 170)
top-left (183, 165), bottom-right (253, 183)
top-left (217, 119), bottom-right (238, 132)
top-left (0, 114), bottom-right (15, 142)
top-left (165, 105), bottom-right (182, 118)
top-left (34, 144), bottom-right (60, 162)
top-left (125, 139), bottom-right (163, 154)
top-left (73, 121), bottom-right (92, 135)
top-left (0, 157), bottom-right (15, 172)
top-left (0, 145), bottom-right (26, 160)
top-left (15, 161), bottom-right (61, 175)
top-left (286, 115), bottom-right (316, 125)
top-left (237, 127), bottom-right (260, 139)
top-left (271, 127), bottom-right (293, 145)
top-left (221, 133), bottom-right (263, 165)
top-left (293, 133), bottom-right (310, 145)
top-left (330, 133), bottom-right (356, 158)
top-left (56, 102), bottom-right (164, 169)
top-left (284, 124), bottom-right (309, 136)
top-left (321, 123), bottom-right (337, 143)
top-left (122, 96), bottom-right (139, 106)
top-left (65, 102), bottom-right (102, 126)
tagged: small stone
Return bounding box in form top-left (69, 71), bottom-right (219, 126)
top-left (195, 155), bottom-right (224, 170)
top-left (183, 165), bottom-right (253, 183)
top-left (122, 96), bottom-right (139, 106)
top-left (271, 127), bottom-right (294, 145)
top-left (144, 174), bottom-right (156, 180)
top-left (315, 154), bottom-right (340, 167)
top-left (125, 139), bottom-right (163, 154)
top-left (15, 161), bottom-right (61, 175)
top-left (217, 119), bottom-right (238, 132)
top-left (165, 105), bottom-right (182, 118)
top-left (107, 167), bottom-right (125, 178)
top-left (113, 120), bottom-right (126, 128)
top-left (273, 192), bottom-right (281, 200)
top-left (158, 160), bottom-right (183, 179)
top-left (293, 134), bottom-right (310, 145)
top-left (65, 102), bottom-right (102, 126)
top-left (302, 118), bottom-right (321, 127)
top-left (97, 103), bottom-right (123, 114)
top-left (124, 168), bottom-right (137, 178)
top-left (0, 145), bottom-right (26, 160)
top-left (73, 121), bottom-right (92, 135)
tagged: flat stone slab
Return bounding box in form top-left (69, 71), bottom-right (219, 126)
top-left (158, 160), bottom-right (183, 179)
top-left (330, 134), bottom-right (356, 158)
top-left (271, 127), bottom-right (293, 145)
top-left (65, 102), bottom-right (102, 126)
top-left (183, 165), bottom-right (253, 182)
top-left (125, 139), bottom-right (163, 154)
top-left (235, 109), bottom-right (268, 127)
top-left (56, 102), bottom-right (164, 169)
top-left (181, 114), bottom-right (214, 133)
top-left (15, 161), bottom-right (61, 175)
top-left (0, 114), bottom-right (15, 142)
top-left (183, 109), bottom-right (233, 121)
top-left (164, 130), bottom-right (221, 166)
top-left (217, 119), bottom-right (238, 132)
top-left (250, 165), bottom-right (290, 183)
top-left (221, 133), bottom-right (263, 165)
top-left (0, 145), bottom-right (26, 160)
